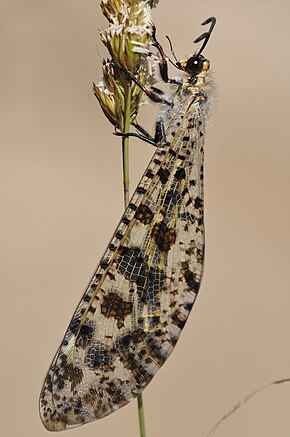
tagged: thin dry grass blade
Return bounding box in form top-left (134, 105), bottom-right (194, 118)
top-left (207, 378), bottom-right (290, 436)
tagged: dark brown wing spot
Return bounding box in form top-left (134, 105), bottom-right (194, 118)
top-left (194, 196), bottom-right (203, 209)
top-left (151, 221), bottom-right (176, 252)
top-left (145, 169), bottom-right (154, 178)
top-left (86, 343), bottom-right (114, 369)
top-left (144, 336), bottom-right (165, 365)
top-left (122, 217), bottom-right (130, 225)
top-left (135, 204), bottom-right (153, 224)
top-left (184, 270), bottom-right (200, 293)
top-left (115, 231), bottom-right (123, 240)
top-left (83, 387), bottom-right (98, 405)
top-left (76, 323), bottom-right (94, 347)
top-left (61, 361), bottom-right (84, 391)
top-left (171, 311), bottom-right (186, 329)
top-left (186, 245), bottom-right (204, 263)
top-left (106, 383), bottom-right (127, 405)
top-left (157, 167), bottom-right (170, 184)
top-left (174, 167), bottom-right (186, 180)
top-left (101, 293), bottom-right (132, 328)
top-left (128, 203), bottom-right (137, 211)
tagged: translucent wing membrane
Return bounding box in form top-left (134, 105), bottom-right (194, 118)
top-left (39, 90), bottom-right (207, 430)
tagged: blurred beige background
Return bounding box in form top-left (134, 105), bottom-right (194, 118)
top-left (1, 0), bottom-right (290, 436)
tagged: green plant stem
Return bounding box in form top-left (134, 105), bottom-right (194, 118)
top-left (137, 393), bottom-right (146, 437)
top-left (122, 84), bottom-right (131, 208)
top-left (122, 84), bottom-right (146, 437)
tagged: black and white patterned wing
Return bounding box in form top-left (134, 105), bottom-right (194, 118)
top-left (39, 98), bottom-right (206, 431)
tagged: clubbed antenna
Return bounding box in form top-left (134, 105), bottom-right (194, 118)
top-left (194, 16), bottom-right (216, 57)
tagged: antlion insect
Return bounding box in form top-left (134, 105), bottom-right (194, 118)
top-left (39, 17), bottom-right (216, 431)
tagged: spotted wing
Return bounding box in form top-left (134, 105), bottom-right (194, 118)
top-left (39, 100), bottom-right (205, 431)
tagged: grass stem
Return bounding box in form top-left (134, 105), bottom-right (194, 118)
top-left (122, 82), bottom-right (147, 437)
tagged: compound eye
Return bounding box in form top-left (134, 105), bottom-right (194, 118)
top-left (186, 56), bottom-right (203, 75)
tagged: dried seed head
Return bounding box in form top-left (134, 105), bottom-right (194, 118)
top-left (100, 0), bottom-right (124, 23)
top-left (99, 1), bottom-right (152, 72)
top-left (93, 62), bottom-right (124, 128)
top-left (94, 0), bottom-right (157, 127)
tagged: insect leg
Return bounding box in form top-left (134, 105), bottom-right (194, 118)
top-left (114, 118), bottom-right (166, 147)
top-left (114, 130), bottom-right (158, 147)
top-left (132, 119), bottom-right (165, 144)
top-left (112, 63), bottom-right (173, 106)
top-left (151, 25), bottom-right (180, 85)
top-left (132, 122), bottom-right (155, 141)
